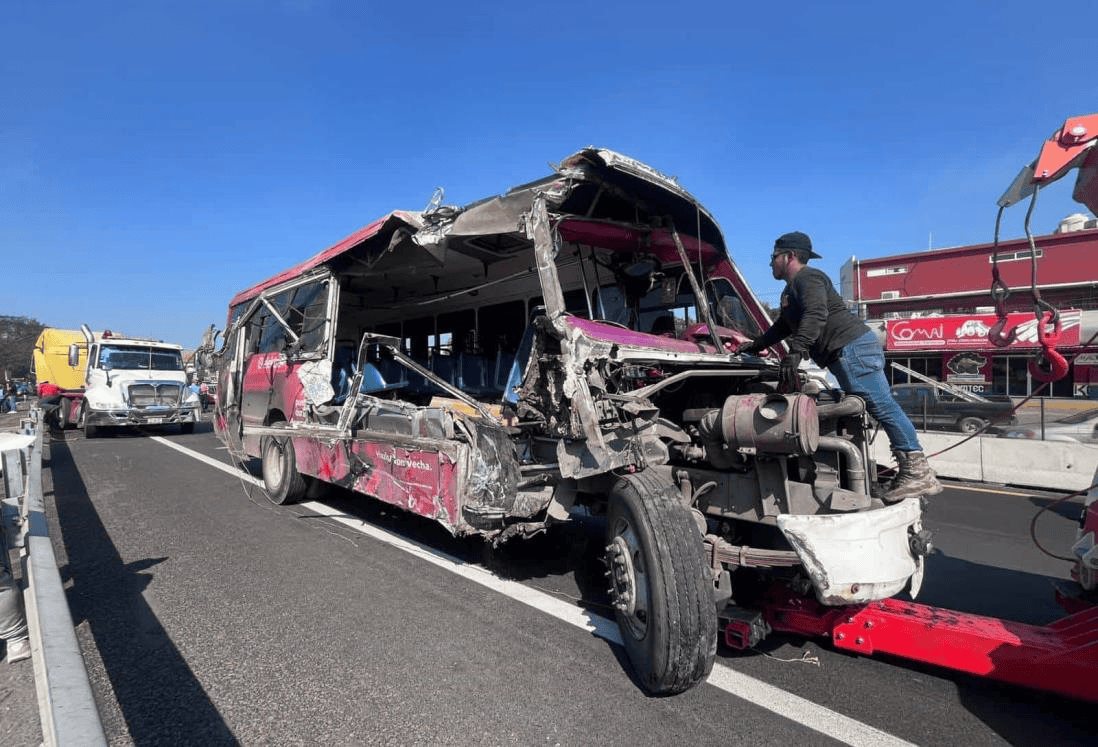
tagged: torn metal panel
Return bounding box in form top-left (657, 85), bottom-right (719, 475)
top-left (228, 212), bottom-right (423, 308)
top-left (460, 418), bottom-right (524, 517)
top-left (551, 325), bottom-right (624, 478)
top-left (528, 193), bottom-right (567, 329)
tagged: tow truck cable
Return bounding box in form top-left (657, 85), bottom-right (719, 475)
top-left (987, 183), bottom-right (1071, 382)
top-left (987, 205), bottom-right (1016, 347)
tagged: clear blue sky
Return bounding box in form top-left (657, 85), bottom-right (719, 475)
top-left (3, 1), bottom-right (1096, 348)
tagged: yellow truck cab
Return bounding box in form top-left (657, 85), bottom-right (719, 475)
top-left (32, 328), bottom-right (87, 392)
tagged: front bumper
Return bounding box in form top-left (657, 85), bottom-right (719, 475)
top-left (85, 406), bottom-right (199, 427)
top-left (777, 499), bottom-right (926, 605)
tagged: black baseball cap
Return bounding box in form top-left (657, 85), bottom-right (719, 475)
top-left (774, 231), bottom-right (822, 260)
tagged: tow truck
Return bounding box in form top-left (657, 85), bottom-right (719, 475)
top-left (722, 114), bottom-right (1098, 703)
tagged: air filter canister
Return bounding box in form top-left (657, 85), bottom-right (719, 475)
top-left (719, 392), bottom-right (819, 455)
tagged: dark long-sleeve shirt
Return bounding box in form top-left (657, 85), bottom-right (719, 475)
top-left (755, 266), bottom-right (869, 366)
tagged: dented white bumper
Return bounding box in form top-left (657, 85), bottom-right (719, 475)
top-left (777, 499), bottom-right (924, 605)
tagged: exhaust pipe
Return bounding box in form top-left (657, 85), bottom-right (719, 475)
top-left (816, 436), bottom-right (867, 494)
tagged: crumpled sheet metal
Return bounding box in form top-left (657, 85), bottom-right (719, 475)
top-left (464, 420), bottom-right (524, 516)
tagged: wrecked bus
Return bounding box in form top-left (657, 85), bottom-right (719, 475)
top-left (213, 148), bottom-right (928, 693)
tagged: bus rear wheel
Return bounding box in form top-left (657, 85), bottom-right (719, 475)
top-left (605, 471), bottom-right (716, 694)
top-left (261, 423), bottom-right (308, 505)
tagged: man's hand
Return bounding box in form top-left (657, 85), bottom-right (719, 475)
top-left (779, 351), bottom-right (803, 392)
top-left (737, 331), bottom-right (764, 355)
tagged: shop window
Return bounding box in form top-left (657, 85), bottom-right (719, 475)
top-left (886, 356), bottom-right (942, 385)
top-left (1051, 361), bottom-right (1076, 397)
top-left (1007, 356), bottom-right (1030, 396)
top-left (991, 357), bottom-right (1008, 395)
top-left (994, 353), bottom-right (1077, 398)
top-left (987, 248), bottom-right (1043, 264)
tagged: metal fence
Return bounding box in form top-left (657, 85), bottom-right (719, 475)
top-left (2, 411), bottom-right (106, 746)
top-left (905, 396), bottom-right (1098, 444)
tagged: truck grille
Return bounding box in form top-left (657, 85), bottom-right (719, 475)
top-left (128, 383), bottom-right (183, 408)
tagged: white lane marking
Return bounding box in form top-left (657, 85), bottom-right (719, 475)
top-left (151, 436), bottom-right (913, 747)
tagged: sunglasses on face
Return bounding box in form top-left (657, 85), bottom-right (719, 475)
top-left (770, 251), bottom-right (790, 261)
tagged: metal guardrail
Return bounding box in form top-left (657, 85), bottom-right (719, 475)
top-left (2, 410), bottom-right (106, 746)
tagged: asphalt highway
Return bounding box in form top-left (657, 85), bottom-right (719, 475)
top-left (9, 422), bottom-right (1098, 745)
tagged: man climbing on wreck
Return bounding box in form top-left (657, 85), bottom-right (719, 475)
top-left (737, 231), bottom-right (942, 502)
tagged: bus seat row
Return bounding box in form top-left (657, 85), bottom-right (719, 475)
top-left (376, 351), bottom-right (518, 400)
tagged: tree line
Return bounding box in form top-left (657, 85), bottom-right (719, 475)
top-left (0, 315), bottom-right (46, 380)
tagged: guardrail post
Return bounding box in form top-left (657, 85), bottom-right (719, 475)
top-left (2, 449), bottom-right (25, 506)
top-left (2, 431), bottom-right (31, 666)
top-left (14, 411), bottom-right (108, 746)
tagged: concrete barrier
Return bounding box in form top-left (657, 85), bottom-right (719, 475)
top-left (869, 431), bottom-right (1098, 491)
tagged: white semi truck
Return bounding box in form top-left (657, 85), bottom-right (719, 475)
top-left (69, 324), bottom-right (200, 437)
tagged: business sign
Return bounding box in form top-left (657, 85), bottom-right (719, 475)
top-left (885, 310), bottom-right (1081, 351)
top-left (944, 351), bottom-right (992, 392)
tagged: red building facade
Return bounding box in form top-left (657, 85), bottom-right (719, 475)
top-left (840, 224), bottom-right (1098, 398)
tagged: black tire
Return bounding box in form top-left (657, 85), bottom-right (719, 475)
top-left (958, 416), bottom-right (986, 435)
top-left (56, 400), bottom-right (70, 430)
top-left (77, 404), bottom-right (97, 439)
top-left (605, 471), bottom-right (717, 694)
top-left (261, 422), bottom-right (307, 505)
top-left (179, 422), bottom-right (195, 435)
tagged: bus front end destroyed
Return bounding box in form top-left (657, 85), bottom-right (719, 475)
top-left (213, 148), bottom-right (927, 693)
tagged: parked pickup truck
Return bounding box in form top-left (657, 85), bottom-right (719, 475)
top-left (890, 383), bottom-right (1015, 434)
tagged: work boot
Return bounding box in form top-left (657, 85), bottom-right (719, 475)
top-left (883, 451), bottom-right (943, 504)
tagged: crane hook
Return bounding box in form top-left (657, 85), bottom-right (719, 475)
top-left (1028, 306), bottom-right (1068, 382)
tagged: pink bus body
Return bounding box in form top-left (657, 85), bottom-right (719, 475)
top-left (213, 148), bottom-right (926, 694)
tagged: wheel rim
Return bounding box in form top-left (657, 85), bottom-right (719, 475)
top-left (263, 439), bottom-right (285, 489)
top-left (606, 516), bottom-right (650, 640)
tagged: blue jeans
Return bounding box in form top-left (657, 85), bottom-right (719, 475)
top-left (828, 330), bottom-right (922, 453)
